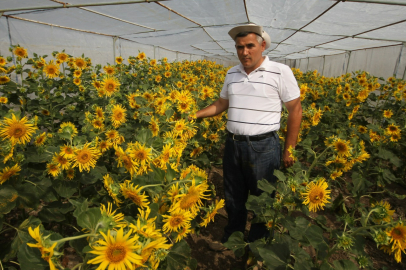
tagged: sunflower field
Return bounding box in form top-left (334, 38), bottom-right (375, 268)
top-left (0, 45), bottom-right (406, 270)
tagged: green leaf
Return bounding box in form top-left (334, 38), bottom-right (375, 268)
top-left (18, 243), bottom-right (49, 270)
top-left (351, 172), bottom-right (365, 195)
top-left (257, 242), bottom-right (290, 270)
top-left (377, 148), bottom-right (402, 167)
top-left (382, 169), bottom-right (398, 183)
top-left (333, 260), bottom-right (358, 270)
top-left (70, 198), bottom-right (90, 218)
top-left (136, 129), bottom-right (152, 144)
top-left (53, 179), bottom-right (78, 198)
top-left (283, 216), bottom-right (310, 241)
top-left (165, 163), bottom-right (176, 183)
top-left (273, 170), bottom-right (286, 181)
top-left (77, 207), bottom-right (101, 232)
top-left (165, 109), bottom-right (174, 119)
top-left (223, 231), bottom-right (246, 257)
top-left (257, 179), bottom-right (276, 194)
top-left (386, 190), bottom-right (406, 200)
top-left (0, 185), bottom-right (18, 214)
top-left (165, 240), bottom-right (194, 270)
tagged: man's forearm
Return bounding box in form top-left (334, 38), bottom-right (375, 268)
top-left (196, 98), bottom-right (229, 118)
top-left (284, 107), bottom-right (302, 150)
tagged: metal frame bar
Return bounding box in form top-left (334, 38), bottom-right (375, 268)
top-left (243, 0), bottom-right (250, 23)
top-left (337, 0), bottom-right (406, 6)
top-left (0, 0), bottom-right (167, 13)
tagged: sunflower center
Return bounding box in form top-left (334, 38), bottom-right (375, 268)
top-left (180, 192), bottom-right (199, 210)
top-left (106, 244), bottom-right (126, 263)
top-left (10, 124), bottom-right (27, 138)
top-left (170, 216), bottom-right (183, 226)
top-left (135, 150), bottom-right (146, 160)
top-left (127, 191), bottom-right (142, 205)
top-left (309, 188), bottom-right (324, 203)
top-left (78, 151), bottom-right (91, 163)
top-left (107, 84), bottom-right (114, 90)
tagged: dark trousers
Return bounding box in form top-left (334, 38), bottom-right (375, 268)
top-left (222, 133), bottom-right (280, 243)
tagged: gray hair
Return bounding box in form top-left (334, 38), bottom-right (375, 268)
top-left (235, 31), bottom-right (264, 44)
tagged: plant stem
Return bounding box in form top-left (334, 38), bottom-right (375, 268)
top-left (53, 233), bottom-right (98, 244)
top-left (3, 222), bottom-right (19, 231)
top-left (307, 146), bottom-right (331, 176)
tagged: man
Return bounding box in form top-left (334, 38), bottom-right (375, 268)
top-left (196, 24), bottom-right (302, 243)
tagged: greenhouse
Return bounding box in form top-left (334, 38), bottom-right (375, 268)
top-left (1, 0), bottom-right (406, 270)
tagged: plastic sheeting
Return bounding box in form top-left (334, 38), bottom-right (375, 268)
top-left (1, 0), bottom-right (406, 78)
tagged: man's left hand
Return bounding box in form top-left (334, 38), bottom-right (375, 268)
top-left (282, 150), bottom-right (295, 168)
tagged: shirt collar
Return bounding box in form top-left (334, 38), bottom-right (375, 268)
top-left (236, 56), bottom-right (269, 73)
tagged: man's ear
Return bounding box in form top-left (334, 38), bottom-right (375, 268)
top-left (261, 40), bottom-right (266, 52)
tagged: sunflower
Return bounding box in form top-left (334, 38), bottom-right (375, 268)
top-left (115, 56), bottom-right (123, 65)
top-left (358, 125), bottom-right (368, 134)
top-left (386, 124), bottom-right (400, 135)
top-left (370, 201), bottom-right (395, 224)
top-left (116, 147), bottom-right (138, 177)
top-left (155, 75), bottom-right (162, 83)
top-left (333, 138), bottom-right (352, 157)
top-left (330, 170), bottom-right (342, 180)
top-left (162, 210), bottom-right (193, 233)
top-left (58, 122), bottom-right (78, 138)
top-left (0, 76), bottom-right (10, 84)
top-left (56, 52), bottom-right (68, 62)
top-left (13, 46), bottom-right (28, 58)
top-left (0, 57), bottom-right (6, 66)
top-left (137, 52), bottom-right (146, 61)
top-left (301, 177), bottom-right (331, 212)
top-left (103, 174), bottom-right (122, 206)
top-left (27, 226), bottom-right (58, 270)
top-left (43, 60), bottom-right (60, 78)
top-left (0, 96), bottom-right (8, 103)
top-left (74, 57), bottom-right (87, 70)
top-left (390, 133), bottom-right (401, 142)
top-left (111, 104), bottom-right (126, 128)
top-left (100, 202), bottom-right (125, 228)
top-left (149, 59), bottom-right (157, 66)
top-left (149, 117), bottom-right (159, 137)
top-left (120, 181), bottom-right (149, 208)
top-left (129, 142), bottom-right (152, 167)
top-left (92, 80), bottom-right (102, 90)
top-left (172, 181), bottom-right (209, 215)
top-left (0, 114), bottom-right (37, 145)
top-left (88, 228), bottom-right (143, 269)
top-left (102, 77), bottom-right (120, 97)
top-left (34, 132), bottom-right (47, 146)
top-left (386, 223), bottom-right (406, 259)
top-left (73, 78), bottom-right (81, 85)
top-left (199, 199), bottom-right (225, 227)
top-left (52, 153), bottom-right (70, 170)
top-left (71, 143), bottom-right (101, 172)
top-left (47, 163), bottom-right (60, 177)
top-left (90, 118), bottom-right (103, 129)
top-left (0, 164), bottom-right (21, 185)
top-left (60, 144), bottom-right (75, 158)
top-left (383, 109), bottom-right (393, 119)
top-left (73, 69), bottom-right (82, 78)
top-left (311, 108), bottom-right (322, 126)
top-left (103, 65), bottom-right (115, 75)
top-left (190, 146), bottom-right (203, 158)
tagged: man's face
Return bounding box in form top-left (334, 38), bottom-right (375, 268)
top-left (235, 33), bottom-right (265, 74)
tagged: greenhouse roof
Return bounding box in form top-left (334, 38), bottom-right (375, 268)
top-left (1, 0), bottom-right (406, 64)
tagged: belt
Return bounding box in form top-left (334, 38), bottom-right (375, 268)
top-left (228, 131), bottom-right (276, 141)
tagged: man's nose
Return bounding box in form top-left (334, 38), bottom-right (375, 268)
top-left (243, 47), bottom-right (249, 55)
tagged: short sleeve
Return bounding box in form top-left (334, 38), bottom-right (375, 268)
top-left (219, 73), bottom-right (230, 100)
top-left (279, 65), bottom-right (300, 103)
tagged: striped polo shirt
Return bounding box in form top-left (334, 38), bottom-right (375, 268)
top-left (220, 56), bottom-right (300, 136)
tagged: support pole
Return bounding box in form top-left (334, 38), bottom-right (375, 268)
top-left (345, 51), bottom-right (352, 74)
top-left (321, 55), bottom-right (326, 76)
top-left (113, 36), bottom-right (118, 62)
top-left (0, 0), bottom-right (168, 13)
top-left (394, 43), bottom-right (406, 78)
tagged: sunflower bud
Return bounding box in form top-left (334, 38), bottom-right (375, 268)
top-left (337, 233), bottom-right (354, 250)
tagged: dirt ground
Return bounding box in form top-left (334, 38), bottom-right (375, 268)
top-left (187, 166), bottom-right (406, 270)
